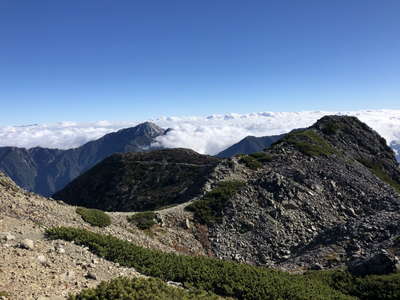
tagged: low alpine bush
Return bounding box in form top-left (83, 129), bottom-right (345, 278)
top-left (68, 277), bottom-right (220, 300)
top-left (185, 180), bottom-right (244, 225)
top-left (46, 226), bottom-right (356, 300)
top-left (76, 207), bottom-right (111, 227)
top-left (127, 211), bottom-right (157, 230)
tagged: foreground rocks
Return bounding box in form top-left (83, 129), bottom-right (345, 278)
top-left (0, 172), bottom-right (206, 299)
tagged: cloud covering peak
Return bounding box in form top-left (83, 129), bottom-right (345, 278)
top-left (1, 110), bottom-right (400, 155)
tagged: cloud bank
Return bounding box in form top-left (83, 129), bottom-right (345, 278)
top-left (1, 110), bottom-right (400, 155)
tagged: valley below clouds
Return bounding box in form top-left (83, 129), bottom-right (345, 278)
top-left (1, 110), bottom-right (400, 156)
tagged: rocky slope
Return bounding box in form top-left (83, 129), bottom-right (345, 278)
top-left (0, 122), bottom-right (166, 196)
top-left (0, 172), bottom-right (208, 299)
top-left (216, 134), bottom-right (285, 157)
top-left (53, 148), bottom-right (221, 211)
top-left (206, 116), bottom-right (400, 271)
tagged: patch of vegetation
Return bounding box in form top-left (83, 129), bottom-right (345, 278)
top-left (238, 155), bottom-right (262, 170)
top-left (46, 227), bottom-right (355, 300)
top-left (185, 180), bottom-right (244, 225)
top-left (249, 152), bottom-right (273, 163)
top-left (237, 152), bottom-right (273, 170)
top-left (68, 277), bottom-right (220, 300)
top-left (127, 211), bottom-right (157, 230)
top-left (306, 269), bottom-right (400, 300)
top-left (321, 121), bottom-right (343, 135)
top-left (0, 291), bottom-right (10, 297)
top-left (280, 129), bottom-right (338, 157)
top-left (76, 207), bottom-right (111, 227)
top-left (358, 159), bottom-right (400, 194)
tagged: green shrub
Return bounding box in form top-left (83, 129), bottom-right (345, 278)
top-left (127, 211), bottom-right (157, 230)
top-left (249, 152), bottom-right (273, 163)
top-left (68, 277), bottom-right (220, 300)
top-left (46, 226), bottom-right (355, 300)
top-left (306, 270), bottom-right (400, 300)
top-left (185, 180), bottom-right (244, 225)
top-left (76, 207), bottom-right (111, 227)
top-left (237, 152), bottom-right (273, 170)
top-left (0, 291), bottom-right (10, 297)
top-left (238, 155), bottom-right (263, 170)
top-left (358, 159), bottom-right (400, 194)
top-left (321, 121), bottom-right (342, 135)
top-left (277, 129), bottom-right (338, 157)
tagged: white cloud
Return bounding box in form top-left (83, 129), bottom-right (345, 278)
top-left (1, 110), bottom-right (400, 155)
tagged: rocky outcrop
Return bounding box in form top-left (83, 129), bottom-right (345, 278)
top-left (53, 149), bottom-right (221, 211)
top-left (205, 116), bottom-right (400, 271)
top-left (0, 122), bottom-right (166, 196)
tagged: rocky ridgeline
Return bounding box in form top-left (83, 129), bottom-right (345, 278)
top-left (207, 116), bottom-right (400, 272)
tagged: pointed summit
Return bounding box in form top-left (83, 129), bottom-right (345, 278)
top-left (121, 121), bottom-right (165, 137)
top-left (0, 122), bottom-right (168, 196)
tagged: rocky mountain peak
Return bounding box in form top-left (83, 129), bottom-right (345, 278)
top-left (122, 121), bottom-right (165, 137)
top-left (207, 116), bottom-right (400, 269)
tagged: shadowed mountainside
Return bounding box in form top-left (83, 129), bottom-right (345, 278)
top-left (216, 134), bottom-right (285, 158)
top-left (53, 148), bottom-right (221, 211)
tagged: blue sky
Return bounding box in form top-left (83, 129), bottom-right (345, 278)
top-left (0, 0), bottom-right (399, 125)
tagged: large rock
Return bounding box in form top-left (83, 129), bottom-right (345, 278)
top-left (348, 250), bottom-right (400, 276)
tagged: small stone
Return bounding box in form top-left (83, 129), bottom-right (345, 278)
top-left (37, 255), bottom-right (49, 266)
top-left (310, 263), bottom-right (324, 270)
top-left (0, 232), bottom-right (15, 242)
top-left (184, 218), bottom-right (191, 229)
top-left (167, 281), bottom-right (183, 287)
top-left (85, 272), bottom-right (97, 280)
top-left (20, 239), bottom-right (34, 250)
top-left (54, 244), bottom-right (65, 254)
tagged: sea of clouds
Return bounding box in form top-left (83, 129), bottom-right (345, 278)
top-left (1, 110), bottom-right (400, 155)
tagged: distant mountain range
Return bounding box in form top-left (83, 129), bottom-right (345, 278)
top-left (216, 134), bottom-right (285, 157)
top-left (1, 118), bottom-right (399, 197)
top-left (0, 122), bottom-right (166, 196)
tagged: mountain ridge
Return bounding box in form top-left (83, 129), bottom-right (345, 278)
top-left (216, 134), bottom-right (285, 157)
top-left (0, 122), bottom-right (166, 196)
